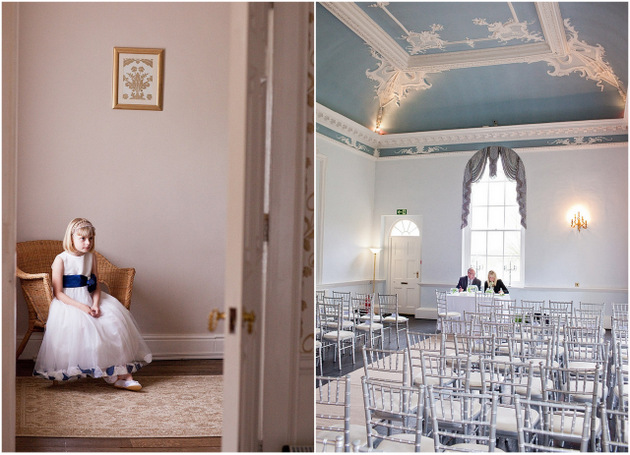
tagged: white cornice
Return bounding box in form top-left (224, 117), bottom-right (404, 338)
top-left (317, 102), bottom-right (628, 149)
top-left (320, 2), bottom-right (408, 69)
top-left (316, 103), bottom-right (380, 149)
top-left (377, 118), bottom-right (628, 148)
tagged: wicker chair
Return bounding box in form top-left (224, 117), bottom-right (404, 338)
top-left (15, 240), bottom-right (135, 358)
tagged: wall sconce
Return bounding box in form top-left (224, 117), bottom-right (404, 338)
top-left (571, 211), bottom-right (588, 232)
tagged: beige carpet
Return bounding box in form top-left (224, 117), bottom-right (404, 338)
top-left (16, 375), bottom-right (223, 438)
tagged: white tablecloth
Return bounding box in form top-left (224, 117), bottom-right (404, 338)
top-left (445, 292), bottom-right (511, 317)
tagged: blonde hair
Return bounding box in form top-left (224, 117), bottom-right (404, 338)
top-left (488, 270), bottom-right (497, 281)
top-left (62, 218), bottom-right (96, 253)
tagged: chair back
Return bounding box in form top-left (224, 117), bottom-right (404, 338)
top-left (352, 293), bottom-right (372, 321)
top-left (316, 375), bottom-right (351, 452)
top-left (319, 297), bottom-right (343, 332)
top-left (378, 294), bottom-right (399, 316)
top-left (362, 377), bottom-right (427, 452)
top-left (427, 386), bottom-right (499, 452)
top-left (362, 346), bottom-right (409, 385)
top-left (514, 395), bottom-right (592, 452)
top-left (332, 291), bottom-right (354, 325)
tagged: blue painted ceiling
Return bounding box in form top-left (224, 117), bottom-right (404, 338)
top-left (316, 2), bottom-right (628, 135)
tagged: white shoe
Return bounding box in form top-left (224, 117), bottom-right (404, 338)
top-left (113, 379), bottom-right (142, 391)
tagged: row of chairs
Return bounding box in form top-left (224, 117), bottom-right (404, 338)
top-left (317, 321), bottom-right (628, 452)
top-left (437, 290), bottom-right (624, 334)
top-left (316, 291), bottom-right (409, 371)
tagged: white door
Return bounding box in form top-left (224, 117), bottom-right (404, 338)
top-left (389, 236), bottom-right (422, 314)
top-left (221, 3), bottom-right (313, 451)
top-left (220, 3), bottom-right (270, 451)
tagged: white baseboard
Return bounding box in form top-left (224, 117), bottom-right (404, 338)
top-left (17, 332), bottom-right (225, 361)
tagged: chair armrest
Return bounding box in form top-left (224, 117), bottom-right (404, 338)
top-left (16, 267), bottom-right (53, 325)
top-left (16, 268), bottom-right (49, 281)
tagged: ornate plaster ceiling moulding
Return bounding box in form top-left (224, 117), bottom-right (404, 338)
top-left (316, 104), bottom-right (380, 148)
top-left (366, 50), bottom-right (432, 107)
top-left (535, 2), bottom-right (569, 55)
top-left (407, 43), bottom-right (551, 72)
top-left (541, 19), bottom-right (626, 101)
top-left (375, 118), bottom-right (627, 148)
top-left (320, 2), bottom-right (408, 69)
top-left (355, 1), bottom-right (626, 111)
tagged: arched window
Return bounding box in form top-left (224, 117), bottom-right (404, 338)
top-left (391, 220), bottom-right (420, 237)
top-left (461, 146), bottom-right (525, 286)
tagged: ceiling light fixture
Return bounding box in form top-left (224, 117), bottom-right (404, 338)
top-left (374, 105), bottom-right (384, 133)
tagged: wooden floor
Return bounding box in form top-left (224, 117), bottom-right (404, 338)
top-left (16, 359), bottom-right (223, 452)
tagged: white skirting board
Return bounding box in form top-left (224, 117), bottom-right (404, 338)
top-left (17, 332), bottom-right (225, 361)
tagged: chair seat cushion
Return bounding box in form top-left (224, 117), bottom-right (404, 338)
top-left (375, 432), bottom-right (435, 452)
top-left (361, 315), bottom-right (382, 322)
top-left (568, 361), bottom-right (599, 370)
top-left (495, 406), bottom-right (539, 434)
top-left (552, 413), bottom-right (601, 438)
top-left (550, 412), bottom-right (600, 437)
top-left (413, 373), bottom-right (457, 387)
top-left (444, 443), bottom-right (503, 452)
top-left (323, 330), bottom-right (354, 341)
top-left (439, 311), bottom-right (461, 318)
top-left (356, 322), bottom-right (384, 331)
top-left (383, 315), bottom-right (409, 322)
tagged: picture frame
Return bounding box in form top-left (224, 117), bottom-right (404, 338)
top-left (112, 47), bottom-right (164, 110)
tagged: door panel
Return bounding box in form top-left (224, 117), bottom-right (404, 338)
top-left (389, 236), bottom-right (421, 314)
top-left (221, 3), bottom-right (270, 451)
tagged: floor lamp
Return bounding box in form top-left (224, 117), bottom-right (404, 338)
top-left (369, 248), bottom-right (381, 295)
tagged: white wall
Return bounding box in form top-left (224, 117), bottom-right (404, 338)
top-left (317, 136), bottom-right (377, 284)
top-left (319, 138), bottom-right (628, 318)
top-left (16, 2), bottom-right (231, 358)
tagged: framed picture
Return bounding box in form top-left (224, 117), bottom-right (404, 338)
top-left (113, 47), bottom-right (164, 110)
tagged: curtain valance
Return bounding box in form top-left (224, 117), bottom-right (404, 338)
top-left (461, 146), bottom-right (527, 229)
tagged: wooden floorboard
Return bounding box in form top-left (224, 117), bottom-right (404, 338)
top-left (16, 359), bottom-right (223, 452)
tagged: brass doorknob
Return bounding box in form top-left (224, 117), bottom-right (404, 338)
top-left (242, 311), bottom-right (256, 334)
top-left (208, 309), bottom-right (226, 332)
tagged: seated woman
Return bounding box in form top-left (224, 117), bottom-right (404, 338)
top-left (484, 270), bottom-right (509, 294)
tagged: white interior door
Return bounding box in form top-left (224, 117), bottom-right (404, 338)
top-left (221, 3), bottom-right (270, 451)
top-left (389, 236), bottom-right (422, 314)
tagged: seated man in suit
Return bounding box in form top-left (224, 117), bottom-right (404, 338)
top-left (457, 267), bottom-right (481, 291)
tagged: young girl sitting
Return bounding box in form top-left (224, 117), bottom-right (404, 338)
top-left (34, 218), bottom-right (152, 391)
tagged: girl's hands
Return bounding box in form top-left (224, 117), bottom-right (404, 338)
top-left (89, 304), bottom-right (101, 318)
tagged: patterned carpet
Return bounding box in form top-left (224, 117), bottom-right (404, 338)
top-left (16, 375), bottom-right (223, 438)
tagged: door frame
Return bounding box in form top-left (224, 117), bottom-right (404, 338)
top-left (2, 3), bottom-right (18, 451)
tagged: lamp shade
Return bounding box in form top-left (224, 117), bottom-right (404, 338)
top-left (369, 248), bottom-right (381, 254)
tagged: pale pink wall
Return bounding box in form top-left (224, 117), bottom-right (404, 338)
top-left (16, 3), bottom-right (230, 345)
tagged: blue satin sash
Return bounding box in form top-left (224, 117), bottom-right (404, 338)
top-left (63, 274), bottom-right (97, 293)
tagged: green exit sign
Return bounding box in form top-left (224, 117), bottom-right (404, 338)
top-left (396, 209), bottom-right (407, 215)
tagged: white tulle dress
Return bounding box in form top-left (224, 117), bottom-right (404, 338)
top-left (34, 251), bottom-right (152, 381)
